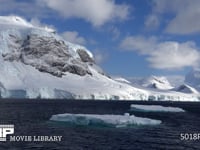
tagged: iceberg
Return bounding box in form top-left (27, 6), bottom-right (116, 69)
top-left (50, 113), bottom-right (161, 127)
top-left (130, 104), bottom-right (185, 112)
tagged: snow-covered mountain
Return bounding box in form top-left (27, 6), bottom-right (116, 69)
top-left (129, 76), bottom-right (174, 90)
top-left (185, 68), bottom-right (200, 91)
top-left (141, 76), bottom-right (174, 90)
top-left (0, 16), bottom-right (199, 101)
top-left (173, 84), bottom-right (199, 94)
top-left (0, 16), bottom-right (149, 100)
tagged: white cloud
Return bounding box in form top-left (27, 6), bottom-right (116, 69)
top-left (152, 0), bottom-right (200, 34)
top-left (0, 0), bottom-right (130, 27)
top-left (109, 26), bottom-right (121, 40)
top-left (39, 0), bottom-right (130, 26)
top-left (61, 31), bottom-right (86, 45)
top-left (88, 39), bottom-right (98, 45)
top-left (145, 14), bottom-right (160, 30)
top-left (120, 36), bottom-right (157, 54)
top-left (148, 41), bottom-right (200, 69)
top-left (30, 17), bottom-right (56, 31)
top-left (0, 0), bottom-right (51, 18)
top-left (93, 50), bottom-right (108, 64)
top-left (120, 36), bottom-right (200, 70)
top-left (30, 18), bottom-right (46, 27)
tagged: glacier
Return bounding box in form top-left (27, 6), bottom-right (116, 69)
top-left (50, 113), bottom-right (161, 127)
top-left (0, 15), bottom-right (199, 101)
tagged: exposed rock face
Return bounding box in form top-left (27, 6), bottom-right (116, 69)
top-left (3, 34), bottom-right (93, 77)
top-left (77, 49), bottom-right (94, 63)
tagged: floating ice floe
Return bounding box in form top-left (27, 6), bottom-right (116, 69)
top-left (130, 104), bottom-right (185, 112)
top-left (50, 113), bottom-right (161, 127)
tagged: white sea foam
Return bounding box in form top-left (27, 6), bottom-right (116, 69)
top-left (50, 113), bottom-right (161, 127)
top-left (130, 104), bottom-right (185, 112)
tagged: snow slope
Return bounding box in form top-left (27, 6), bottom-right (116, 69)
top-left (139, 76), bottom-right (174, 90)
top-left (112, 77), bottom-right (131, 84)
top-left (174, 84), bottom-right (199, 94)
top-left (0, 15), bottom-right (199, 101)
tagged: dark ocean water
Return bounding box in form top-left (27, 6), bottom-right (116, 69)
top-left (0, 99), bottom-right (200, 150)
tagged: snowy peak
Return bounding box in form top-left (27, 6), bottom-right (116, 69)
top-left (0, 16), bottom-right (95, 78)
top-left (174, 84), bottom-right (199, 94)
top-left (0, 16), bottom-right (55, 33)
top-left (141, 76), bottom-right (173, 90)
top-left (185, 68), bottom-right (200, 90)
top-left (0, 16), bottom-right (33, 27)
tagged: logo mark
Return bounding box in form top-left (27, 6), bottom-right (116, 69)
top-left (0, 125), bottom-right (14, 141)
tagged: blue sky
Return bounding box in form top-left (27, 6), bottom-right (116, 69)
top-left (1, 0), bottom-right (200, 78)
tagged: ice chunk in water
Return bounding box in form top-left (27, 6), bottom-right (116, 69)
top-left (130, 104), bottom-right (185, 112)
top-left (50, 113), bottom-right (161, 127)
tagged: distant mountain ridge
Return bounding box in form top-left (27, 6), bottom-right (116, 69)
top-left (185, 68), bottom-right (200, 91)
top-left (174, 84), bottom-right (199, 94)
